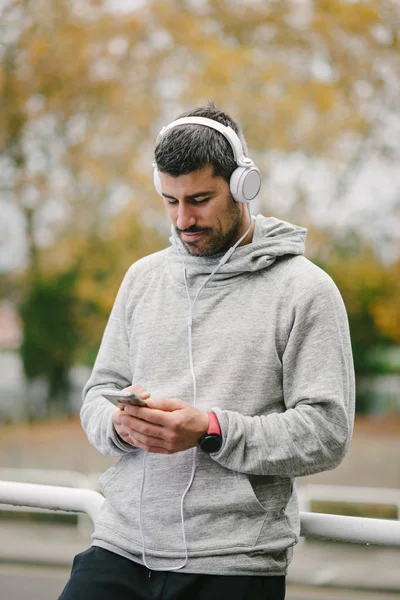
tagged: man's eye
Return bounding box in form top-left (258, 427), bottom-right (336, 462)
top-left (193, 198), bottom-right (210, 205)
top-left (165, 199), bottom-right (178, 205)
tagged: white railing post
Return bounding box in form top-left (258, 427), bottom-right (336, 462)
top-left (0, 468), bottom-right (102, 532)
top-left (0, 481), bottom-right (104, 526)
top-left (300, 510), bottom-right (400, 546)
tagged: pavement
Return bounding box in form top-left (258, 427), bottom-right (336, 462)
top-left (0, 519), bottom-right (399, 595)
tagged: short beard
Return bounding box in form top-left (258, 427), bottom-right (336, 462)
top-left (177, 201), bottom-right (242, 257)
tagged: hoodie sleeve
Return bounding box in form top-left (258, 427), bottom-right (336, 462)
top-left (210, 272), bottom-right (355, 477)
top-left (80, 267), bottom-right (138, 457)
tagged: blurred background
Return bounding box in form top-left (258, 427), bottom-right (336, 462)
top-left (1, 0), bottom-right (400, 421)
top-left (0, 1), bottom-right (400, 597)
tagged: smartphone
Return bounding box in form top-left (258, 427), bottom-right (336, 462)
top-left (102, 389), bottom-right (149, 407)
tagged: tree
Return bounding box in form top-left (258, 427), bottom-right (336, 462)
top-left (0, 0), bottom-right (165, 412)
top-left (318, 237), bottom-right (399, 372)
top-left (1, 0), bottom-right (400, 418)
top-left (371, 260), bottom-right (400, 346)
top-left (19, 269), bottom-right (80, 416)
top-left (1, 0), bottom-right (400, 269)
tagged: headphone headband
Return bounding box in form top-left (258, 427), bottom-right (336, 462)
top-left (158, 116), bottom-right (253, 169)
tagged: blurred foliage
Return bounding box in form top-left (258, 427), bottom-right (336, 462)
top-left (1, 0), bottom-right (399, 244)
top-left (0, 509), bottom-right (78, 526)
top-left (311, 499), bottom-right (398, 520)
top-left (16, 210), bottom-right (164, 413)
top-left (1, 0), bottom-right (400, 414)
top-left (39, 204), bottom-right (165, 365)
top-left (19, 269), bottom-right (80, 414)
top-left (315, 233), bottom-right (400, 373)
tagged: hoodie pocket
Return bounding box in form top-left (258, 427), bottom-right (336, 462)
top-left (95, 453), bottom-right (294, 555)
top-left (98, 456), bottom-right (128, 493)
top-left (184, 468), bottom-right (292, 552)
top-left (247, 474), bottom-right (292, 515)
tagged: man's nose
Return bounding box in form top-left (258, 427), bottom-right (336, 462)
top-left (176, 203), bottom-right (196, 231)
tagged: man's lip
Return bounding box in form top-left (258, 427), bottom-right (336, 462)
top-left (180, 231), bottom-right (205, 242)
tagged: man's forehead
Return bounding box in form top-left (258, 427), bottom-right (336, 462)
top-left (159, 165), bottom-right (224, 198)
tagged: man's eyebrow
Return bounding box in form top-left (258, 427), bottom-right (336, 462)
top-left (162, 191), bottom-right (215, 200)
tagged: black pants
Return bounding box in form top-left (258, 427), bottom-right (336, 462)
top-left (58, 547), bottom-right (286, 600)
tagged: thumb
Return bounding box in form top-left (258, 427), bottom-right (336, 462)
top-left (146, 397), bottom-right (186, 411)
top-left (123, 384), bottom-right (150, 398)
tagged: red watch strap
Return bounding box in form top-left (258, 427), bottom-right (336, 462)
top-left (207, 412), bottom-right (221, 436)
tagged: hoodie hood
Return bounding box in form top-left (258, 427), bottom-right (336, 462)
top-left (168, 214), bottom-right (307, 284)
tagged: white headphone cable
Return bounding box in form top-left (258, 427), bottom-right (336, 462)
top-left (185, 202), bottom-right (253, 399)
top-left (139, 203), bottom-right (253, 571)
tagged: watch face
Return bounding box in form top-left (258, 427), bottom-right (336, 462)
top-left (200, 434), bottom-right (222, 453)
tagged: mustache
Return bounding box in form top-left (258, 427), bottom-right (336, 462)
top-left (175, 226), bottom-right (210, 234)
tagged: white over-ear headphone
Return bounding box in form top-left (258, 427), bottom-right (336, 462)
top-left (153, 116), bottom-right (261, 203)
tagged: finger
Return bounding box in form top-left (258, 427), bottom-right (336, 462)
top-left (128, 416), bottom-right (166, 441)
top-left (130, 437), bottom-right (175, 454)
top-left (123, 384), bottom-right (151, 399)
top-left (116, 411), bottom-right (168, 443)
top-left (122, 404), bottom-right (165, 423)
top-left (129, 430), bottom-right (167, 448)
top-left (115, 425), bottom-right (136, 446)
top-left (123, 404), bottom-right (179, 427)
top-left (121, 432), bottom-right (135, 445)
top-left (113, 410), bottom-right (130, 427)
top-left (146, 397), bottom-right (185, 411)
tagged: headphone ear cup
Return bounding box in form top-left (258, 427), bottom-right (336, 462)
top-left (230, 167), bottom-right (261, 203)
top-left (153, 167), bottom-right (163, 196)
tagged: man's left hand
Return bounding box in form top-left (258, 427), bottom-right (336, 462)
top-left (120, 398), bottom-right (209, 454)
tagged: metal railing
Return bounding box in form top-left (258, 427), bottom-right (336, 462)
top-left (299, 510), bottom-right (400, 546)
top-left (0, 480), bottom-right (103, 526)
top-left (1, 478), bottom-right (400, 546)
top-left (0, 468), bottom-right (101, 492)
top-left (0, 468), bottom-right (101, 531)
top-left (298, 483), bottom-right (400, 518)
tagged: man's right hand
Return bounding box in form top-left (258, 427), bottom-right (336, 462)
top-left (112, 384), bottom-right (151, 447)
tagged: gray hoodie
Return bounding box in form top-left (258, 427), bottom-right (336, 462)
top-left (81, 214), bottom-right (355, 575)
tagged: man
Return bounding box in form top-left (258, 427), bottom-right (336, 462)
top-left (59, 104), bottom-right (355, 600)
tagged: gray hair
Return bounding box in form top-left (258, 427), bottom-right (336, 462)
top-left (154, 103), bottom-right (248, 183)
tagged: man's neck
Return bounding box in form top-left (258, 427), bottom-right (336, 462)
top-left (237, 216), bottom-right (255, 248)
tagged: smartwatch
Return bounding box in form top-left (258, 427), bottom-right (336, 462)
top-left (198, 412), bottom-right (222, 453)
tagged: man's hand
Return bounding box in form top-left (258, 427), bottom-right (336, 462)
top-left (112, 384), bottom-right (151, 447)
top-left (113, 393), bottom-right (209, 454)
